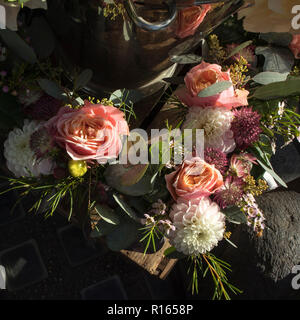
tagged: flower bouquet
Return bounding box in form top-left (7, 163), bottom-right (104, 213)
top-left (1, 1), bottom-right (300, 300)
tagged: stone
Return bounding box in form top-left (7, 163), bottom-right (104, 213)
top-left (217, 190), bottom-right (300, 299)
top-left (57, 224), bottom-right (108, 267)
top-left (81, 275), bottom-right (127, 300)
top-left (178, 191), bottom-right (300, 300)
top-left (0, 239), bottom-right (48, 292)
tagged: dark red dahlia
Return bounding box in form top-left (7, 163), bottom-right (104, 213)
top-left (231, 107), bottom-right (262, 150)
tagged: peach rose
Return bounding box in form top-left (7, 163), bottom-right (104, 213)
top-left (175, 61), bottom-right (249, 109)
top-left (165, 157), bottom-right (224, 201)
top-left (289, 34), bottom-right (300, 59)
top-left (176, 5), bottom-right (211, 38)
top-left (46, 101), bottom-right (129, 163)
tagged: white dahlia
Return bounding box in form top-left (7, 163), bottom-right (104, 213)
top-left (182, 106), bottom-right (236, 153)
top-left (169, 197), bottom-right (225, 255)
top-left (4, 120), bottom-right (54, 178)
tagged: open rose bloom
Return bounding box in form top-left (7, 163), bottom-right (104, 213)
top-left (165, 157), bottom-right (224, 201)
top-left (175, 61), bottom-right (249, 109)
top-left (176, 5), bottom-right (211, 38)
top-left (46, 101), bottom-right (129, 163)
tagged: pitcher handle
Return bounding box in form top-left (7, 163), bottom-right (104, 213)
top-left (123, 0), bottom-right (177, 32)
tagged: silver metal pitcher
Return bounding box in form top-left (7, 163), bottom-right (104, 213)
top-left (42, 0), bottom-right (250, 97)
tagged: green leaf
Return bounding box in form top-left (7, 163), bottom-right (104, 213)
top-left (90, 219), bottom-right (118, 238)
top-left (255, 47), bottom-right (294, 73)
top-left (253, 79), bottom-right (300, 100)
top-left (104, 165), bottom-right (154, 196)
top-left (95, 204), bottom-right (120, 225)
top-left (106, 220), bottom-right (140, 251)
top-left (252, 71), bottom-right (289, 85)
top-left (112, 193), bottom-right (139, 221)
top-left (256, 159), bottom-right (287, 188)
top-left (75, 69), bottom-right (93, 90)
top-left (198, 81), bottom-right (232, 98)
top-left (226, 40), bottom-right (252, 59)
top-left (164, 246), bottom-right (186, 259)
top-left (37, 79), bottom-right (66, 100)
top-left (163, 76), bottom-right (185, 85)
top-left (110, 89), bottom-right (143, 106)
top-left (27, 16), bottom-right (55, 59)
top-left (259, 33), bottom-right (293, 47)
top-left (0, 29), bottom-right (37, 64)
top-left (170, 54), bottom-right (202, 64)
top-left (222, 206), bottom-right (247, 224)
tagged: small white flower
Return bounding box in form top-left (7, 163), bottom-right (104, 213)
top-left (182, 106), bottom-right (235, 153)
top-left (169, 197), bottom-right (225, 255)
top-left (4, 120), bottom-right (54, 178)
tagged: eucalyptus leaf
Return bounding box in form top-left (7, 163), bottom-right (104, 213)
top-left (112, 193), bottom-right (139, 221)
top-left (109, 89), bottom-right (143, 106)
top-left (255, 47), bottom-right (294, 73)
top-left (253, 79), bottom-right (300, 100)
top-left (75, 69), bottom-right (93, 90)
top-left (37, 79), bottom-right (66, 100)
top-left (26, 16), bottom-right (55, 59)
top-left (90, 219), bottom-right (118, 238)
top-left (170, 54), bottom-right (202, 64)
top-left (252, 71), bottom-right (289, 85)
top-left (163, 76), bottom-right (185, 85)
top-left (95, 204), bottom-right (120, 225)
top-left (222, 206), bottom-right (247, 224)
top-left (0, 29), bottom-right (37, 64)
top-left (260, 33), bottom-right (293, 47)
top-left (226, 40), bottom-right (252, 59)
top-left (104, 165), bottom-right (154, 196)
top-left (106, 220), bottom-right (140, 251)
top-left (198, 81), bottom-right (232, 98)
top-left (256, 159), bottom-right (287, 188)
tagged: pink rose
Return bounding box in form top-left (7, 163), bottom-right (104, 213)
top-left (46, 101), bottom-right (129, 163)
top-left (289, 34), bottom-right (300, 59)
top-left (165, 157), bottom-right (224, 201)
top-left (175, 61), bottom-right (249, 109)
top-left (176, 5), bottom-right (211, 39)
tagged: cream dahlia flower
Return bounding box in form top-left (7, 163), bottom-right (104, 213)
top-left (4, 120), bottom-right (54, 178)
top-left (182, 106), bottom-right (236, 153)
top-left (169, 197), bottom-right (225, 255)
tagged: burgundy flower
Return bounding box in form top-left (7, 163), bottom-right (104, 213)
top-left (231, 107), bottom-right (261, 150)
top-left (214, 176), bottom-right (245, 209)
top-left (204, 147), bottom-right (228, 175)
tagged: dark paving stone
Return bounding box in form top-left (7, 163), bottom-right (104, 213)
top-left (0, 190), bottom-right (26, 226)
top-left (271, 137), bottom-right (300, 184)
top-left (0, 239), bottom-right (48, 292)
top-left (57, 224), bottom-right (108, 267)
top-left (144, 271), bottom-right (185, 300)
top-left (81, 275), bottom-right (127, 300)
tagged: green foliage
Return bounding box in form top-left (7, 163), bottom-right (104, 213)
top-left (0, 175), bottom-right (84, 219)
top-left (95, 203), bottom-right (120, 225)
top-left (222, 206), bottom-right (247, 224)
top-left (189, 254), bottom-right (242, 300)
top-left (197, 81), bottom-right (232, 98)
